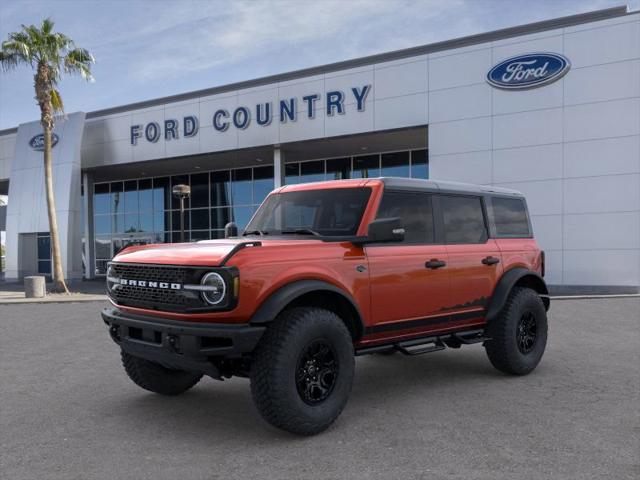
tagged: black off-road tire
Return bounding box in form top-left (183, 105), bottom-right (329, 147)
top-left (250, 307), bottom-right (355, 436)
top-left (484, 287), bottom-right (548, 375)
top-left (121, 351), bottom-right (203, 395)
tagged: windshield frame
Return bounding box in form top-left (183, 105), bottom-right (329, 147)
top-left (244, 187), bottom-right (373, 239)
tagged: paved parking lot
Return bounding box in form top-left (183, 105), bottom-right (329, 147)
top-left (1, 298), bottom-right (638, 480)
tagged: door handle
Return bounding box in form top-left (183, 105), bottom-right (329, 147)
top-left (425, 259), bottom-right (446, 269)
top-left (482, 256), bottom-right (500, 266)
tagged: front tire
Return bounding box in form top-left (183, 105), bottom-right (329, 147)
top-left (484, 287), bottom-right (548, 375)
top-left (121, 351), bottom-right (202, 395)
top-left (250, 307), bottom-right (354, 435)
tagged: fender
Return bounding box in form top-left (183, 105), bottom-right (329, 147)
top-left (250, 279), bottom-right (365, 338)
top-left (485, 268), bottom-right (550, 322)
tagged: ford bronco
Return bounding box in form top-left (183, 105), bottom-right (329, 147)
top-left (102, 178), bottom-right (550, 435)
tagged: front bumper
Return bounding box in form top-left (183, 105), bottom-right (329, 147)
top-left (101, 307), bottom-right (265, 377)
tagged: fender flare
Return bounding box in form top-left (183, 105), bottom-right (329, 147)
top-left (485, 268), bottom-right (550, 322)
top-left (250, 279), bottom-right (365, 339)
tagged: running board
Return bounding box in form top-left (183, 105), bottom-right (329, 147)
top-left (355, 328), bottom-right (490, 357)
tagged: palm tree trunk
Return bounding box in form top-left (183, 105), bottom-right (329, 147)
top-left (43, 122), bottom-right (68, 294)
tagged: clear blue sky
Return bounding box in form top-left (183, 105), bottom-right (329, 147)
top-left (0, 0), bottom-right (633, 130)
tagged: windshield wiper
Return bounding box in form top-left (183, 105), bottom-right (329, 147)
top-left (279, 228), bottom-right (321, 236)
top-left (242, 229), bottom-right (268, 236)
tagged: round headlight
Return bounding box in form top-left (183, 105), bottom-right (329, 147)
top-left (200, 272), bottom-right (226, 305)
top-left (106, 264), bottom-right (116, 292)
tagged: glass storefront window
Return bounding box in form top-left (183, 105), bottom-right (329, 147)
top-left (190, 208), bottom-right (210, 230)
top-left (285, 163), bottom-right (299, 184)
top-left (153, 177), bottom-right (171, 211)
top-left (91, 149), bottom-right (426, 274)
top-left (232, 205), bottom-right (254, 229)
top-left (124, 180), bottom-right (138, 213)
top-left (190, 173), bottom-right (209, 208)
top-left (94, 183), bottom-right (110, 214)
top-left (353, 154), bottom-right (380, 178)
top-left (326, 158), bottom-right (350, 180)
top-left (138, 179), bottom-right (153, 212)
top-left (211, 171), bottom-right (231, 208)
top-left (232, 168), bottom-right (252, 206)
top-left (253, 166), bottom-right (274, 205)
top-left (300, 160), bottom-right (325, 183)
top-left (381, 151), bottom-right (410, 177)
top-left (211, 207), bottom-right (231, 229)
top-left (111, 182), bottom-right (123, 216)
top-left (411, 149), bottom-right (429, 179)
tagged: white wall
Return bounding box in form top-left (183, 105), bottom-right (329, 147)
top-left (0, 133), bottom-right (16, 181)
top-left (429, 12), bottom-right (640, 289)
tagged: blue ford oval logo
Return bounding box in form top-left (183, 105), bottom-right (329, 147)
top-left (487, 53), bottom-right (570, 90)
top-left (29, 133), bottom-right (59, 151)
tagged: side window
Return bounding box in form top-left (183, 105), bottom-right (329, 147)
top-left (491, 197), bottom-right (531, 237)
top-left (440, 195), bottom-right (487, 244)
top-left (376, 191), bottom-right (434, 243)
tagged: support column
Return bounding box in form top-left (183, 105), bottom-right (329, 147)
top-left (83, 171), bottom-right (95, 279)
top-left (273, 147), bottom-right (286, 188)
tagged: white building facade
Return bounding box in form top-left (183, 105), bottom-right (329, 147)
top-left (0, 6), bottom-right (638, 293)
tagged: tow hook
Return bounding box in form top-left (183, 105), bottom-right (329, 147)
top-left (109, 325), bottom-right (121, 342)
top-left (167, 334), bottom-right (180, 353)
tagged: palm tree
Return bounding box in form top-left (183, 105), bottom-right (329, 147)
top-left (0, 18), bottom-right (94, 293)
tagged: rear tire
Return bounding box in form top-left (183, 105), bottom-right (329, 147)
top-left (484, 287), bottom-right (547, 375)
top-left (250, 307), bottom-right (354, 435)
top-left (121, 351), bottom-right (202, 395)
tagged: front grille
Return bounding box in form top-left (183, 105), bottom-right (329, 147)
top-left (108, 263), bottom-right (209, 312)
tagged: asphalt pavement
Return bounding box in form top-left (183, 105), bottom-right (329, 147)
top-left (1, 298), bottom-right (638, 479)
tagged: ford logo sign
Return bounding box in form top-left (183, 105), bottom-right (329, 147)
top-left (29, 133), bottom-right (59, 151)
top-left (487, 53), bottom-right (570, 90)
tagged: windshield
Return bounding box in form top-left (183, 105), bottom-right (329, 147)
top-left (245, 187), bottom-right (372, 237)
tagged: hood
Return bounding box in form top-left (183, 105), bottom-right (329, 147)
top-left (112, 239), bottom-right (251, 267)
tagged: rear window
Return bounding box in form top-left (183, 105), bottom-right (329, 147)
top-left (440, 195), bottom-right (488, 244)
top-left (491, 197), bottom-right (531, 237)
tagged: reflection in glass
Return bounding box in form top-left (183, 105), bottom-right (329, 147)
top-left (211, 171), bottom-right (231, 208)
top-left (352, 155), bottom-right (380, 178)
top-left (172, 210), bottom-right (190, 232)
top-left (153, 177), bottom-right (171, 211)
top-left (38, 260), bottom-right (51, 274)
top-left (124, 180), bottom-right (138, 213)
top-left (411, 149), bottom-right (428, 179)
top-left (94, 215), bottom-right (110, 235)
top-left (232, 205), bottom-right (254, 229)
top-left (211, 207), bottom-right (231, 229)
top-left (326, 158), bottom-right (350, 180)
top-left (124, 213), bottom-right (140, 232)
top-left (139, 213), bottom-right (153, 232)
top-left (253, 166), bottom-right (274, 205)
top-left (153, 212), bottom-right (168, 232)
top-left (111, 182), bottom-right (123, 215)
top-left (37, 235), bottom-right (50, 260)
top-left (95, 236), bottom-right (111, 259)
top-left (232, 169), bottom-right (252, 206)
top-left (138, 179), bottom-right (153, 212)
top-left (190, 173), bottom-right (209, 208)
top-left (301, 160), bottom-right (325, 183)
top-left (381, 151), bottom-right (410, 177)
top-left (191, 208), bottom-right (210, 230)
top-left (94, 183), bottom-right (110, 214)
top-left (285, 163), bottom-right (299, 184)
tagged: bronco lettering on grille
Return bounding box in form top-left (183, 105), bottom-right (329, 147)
top-left (118, 278), bottom-right (181, 290)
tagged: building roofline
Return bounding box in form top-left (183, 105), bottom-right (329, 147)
top-left (0, 5), bottom-right (631, 136)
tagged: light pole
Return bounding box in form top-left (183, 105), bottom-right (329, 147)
top-left (172, 184), bottom-right (190, 243)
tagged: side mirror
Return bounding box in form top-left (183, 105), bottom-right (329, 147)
top-left (224, 222), bottom-right (238, 238)
top-left (365, 217), bottom-right (405, 243)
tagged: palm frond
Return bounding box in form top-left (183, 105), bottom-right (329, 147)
top-left (50, 88), bottom-right (64, 113)
top-left (64, 47), bottom-right (94, 81)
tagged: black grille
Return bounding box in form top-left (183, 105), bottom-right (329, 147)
top-left (108, 263), bottom-right (208, 312)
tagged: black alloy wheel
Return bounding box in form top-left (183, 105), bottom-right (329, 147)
top-left (296, 340), bottom-right (339, 405)
top-left (516, 311), bottom-right (538, 354)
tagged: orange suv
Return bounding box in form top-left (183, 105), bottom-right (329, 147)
top-left (102, 178), bottom-right (550, 435)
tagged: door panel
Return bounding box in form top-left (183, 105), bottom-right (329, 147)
top-left (366, 244), bottom-right (450, 325)
top-left (445, 240), bottom-right (503, 313)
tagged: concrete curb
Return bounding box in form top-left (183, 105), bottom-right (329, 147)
top-left (0, 295), bottom-right (108, 305)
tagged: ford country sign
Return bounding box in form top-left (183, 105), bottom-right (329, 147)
top-left (487, 53), bottom-right (570, 90)
top-left (29, 133), bottom-right (59, 151)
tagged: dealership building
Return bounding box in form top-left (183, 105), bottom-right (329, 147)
top-left (0, 5), bottom-right (638, 293)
